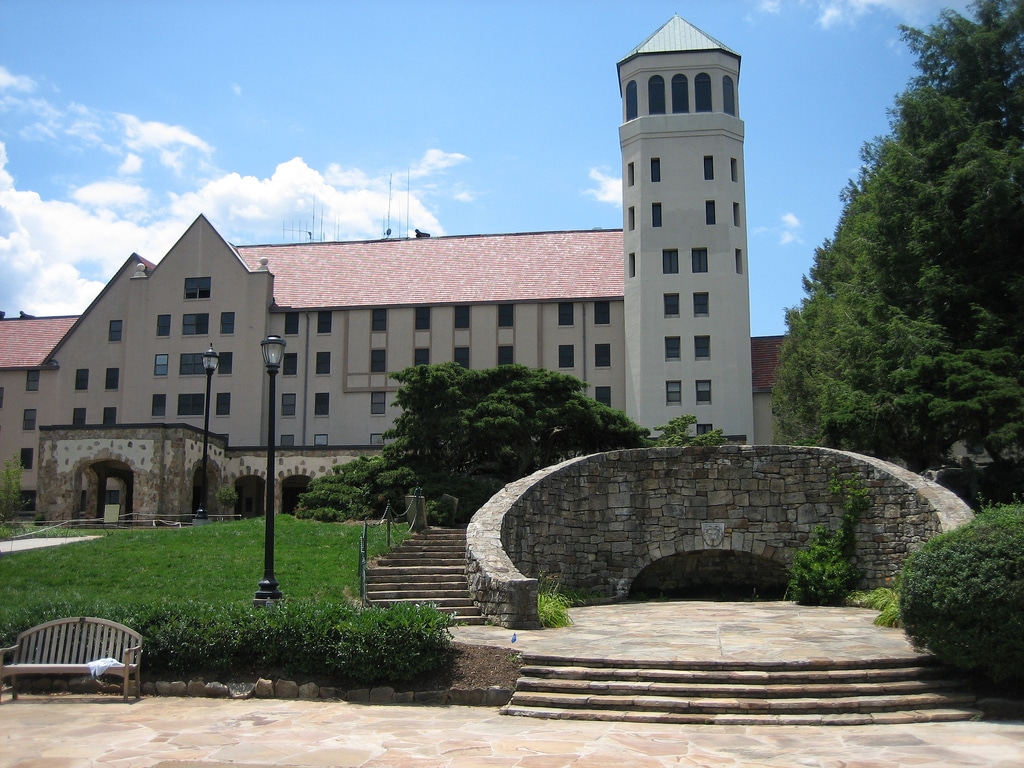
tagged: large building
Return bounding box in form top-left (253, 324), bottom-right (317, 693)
top-left (0, 16), bottom-right (779, 522)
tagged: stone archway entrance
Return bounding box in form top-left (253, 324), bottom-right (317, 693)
top-left (234, 475), bottom-right (265, 519)
top-left (281, 475), bottom-right (310, 515)
top-left (81, 459), bottom-right (134, 523)
top-left (630, 550), bottom-right (789, 601)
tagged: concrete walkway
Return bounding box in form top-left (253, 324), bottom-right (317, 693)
top-left (2, 602), bottom-right (1024, 767)
top-left (1, 535), bottom-right (100, 555)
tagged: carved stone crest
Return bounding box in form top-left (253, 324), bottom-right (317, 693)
top-left (701, 522), bottom-right (725, 548)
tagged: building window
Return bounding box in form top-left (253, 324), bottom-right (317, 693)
top-left (370, 349), bottom-right (386, 373)
top-left (220, 312), bottom-right (235, 335)
top-left (317, 310), bottom-right (333, 334)
top-left (692, 248), bottom-right (709, 273)
top-left (316, 351), bottom-right (331, 375)
top-left (152, 394), bottom-right (166, 417)
top-left (454, 306), bottom-right (470, 329)
top-left (314, 392), bottom-right (330, 416)
top-left (730, 157), bottom-right (738, 182)
top-left (370, 391), bottom-right (386, 414)
top-left (23, 408), bottom-right (36, 430)
top-left (695, 335), bottom-right (711, 359)
top-left (695, 73), bottom-right (712, 112)
top-left (369, 433), bottom-right (383, 445)
top-left (627, 162), bottom-right (634, 186)
top-left (723, 75), bottom-right (736, 116)
top-left (218, 351), bottom-right (233, 375)
top-left (625, 79), bottom-right (638, 120)
top-left (498, 304), bottom-right (514, 328)
top-left (154, 355), bottom-right (168, 376)
top-left (182, 313), bottom-right (209, 335)
top-left (666, 381), bottom-right (682, 405)
top-left (102, 407), bottom-right (117, 425)
top-left (372, 308), bottom-right (387, 332)
top-left (283, 353), bottom-right (298, 376)
top-left (703, 156), bottom-right (714, 180)
top-left (733, 202), bottom-right (741, 227)
top-left (179, 353), bottom-right (203, 375)
top-left (281, 393), bottom-right (296, 417)
top-left (736, 249), bottom-right (744, 274)
top-left (26, 370), bottom-right (39, 392)
top-left (454, 347), bottom-right (470, 369)
top-left (628, 206), bottom-right (635, 231)
top-left (594, 301), bottom-right (610, 325)
top-left (280, 434), bottom-right (295, 447)
top-left (184, 276), bottom-right (211, 299)
top-left (314, 433), bottom-right (328, 446)
top-left (671, 74), bottom-right (689, 113)
top-left (663, 249), bottom-right (679, 274)
top-left (177, 394), bottom-right (204, 416)
top-left (157, 314), bottom-right (171, 337)
top-left (558, 302), bottom-right (574, 326)
top-left (75, 368), bottom-right (89, 390)
top-left (72, 407), bottom-right (86, 425)
top-left (414, 348), bottom-right (430, 366)
top-left (0, 386), bottom-right (4, 407)
top-left (705, 201), bottom-right (716, 225)
top-left (652, 203), bottom-right (662, 228)
top-left (20, 447), bottom-right (33, 470)
top-left (105, 368), bottom-right (119, 390)
top-left (696, 423), bottom-right (715, 435)
top-left (696, 380), bottom-right (712, 404)
top-left (558, 344), bottom-right (575, 368)
top-left (108, 319), bottom-right (123, 342)
top-left (216, 392), bottom-right (231, 416)
top-left (594, 386), bottom-right (612, 407)
top-left (415, 307), bottom-right (431, 330)
top-left (648, 74), bottom-right (665, 114)
top-left (498, 345), bottom-right (514, 366)
top-left (595, 343), bottom-right (611, 367)
top-left (650, 157), bottom-right (661, 183)
top-left (693, 292), bottom-right (709, 316)
top-left (284, 312), bottom-right (300, 335)
top-left (664, 293), bottom-right (680, 317)
top-left (665, 336), bottom-right (681, 360)
top-left (628, 252), bottom-right (636, 278)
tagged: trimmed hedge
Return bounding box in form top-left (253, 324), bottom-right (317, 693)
top-left (900, 504), bottom-right (1024, 683)
top-left (0, 599), bottom-right (453, 685)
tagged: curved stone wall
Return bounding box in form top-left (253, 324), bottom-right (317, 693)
top-left (466, 445), bottom-right (973, 628)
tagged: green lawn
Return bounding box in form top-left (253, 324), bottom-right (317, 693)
top-left (0, 516), bottom-right (408, 615)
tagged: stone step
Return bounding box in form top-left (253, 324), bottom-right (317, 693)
top-left (374, 556), bottom-right (464, 568)
top-left (370, 595), bottom-right (478, 609)
top-left (514, 675), bottom-right (971, 699)
top-left (501, 705), bottom-right (983, 726)
top-left (366, 588), bottom-right (470, 601)
top-left (366, 564), bottom-right (465, 576)
top-left (507, 689), bottom-right (978, 716)
top-left (519, 653), bottom-right (941, 673)
top-left (366, 572), bottom-right (466, 585)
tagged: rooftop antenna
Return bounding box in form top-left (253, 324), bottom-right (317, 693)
top-left (384, 174), bottom-right (393, 238)
top-left (406, 168), bottom-right (410, 240)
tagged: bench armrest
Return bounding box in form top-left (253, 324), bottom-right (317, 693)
top-left (0, 644), bottom-right (17, 660)
top-left (122, 643), bottom-right (143, 666)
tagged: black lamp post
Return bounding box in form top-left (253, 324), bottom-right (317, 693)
top-left (194, 344), bottom-right (219, 525)
top-left (255, 334), bottom-right (286, 605)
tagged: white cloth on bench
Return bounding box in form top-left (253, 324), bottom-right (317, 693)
top-left (87, 658), bottom-right (125, 677)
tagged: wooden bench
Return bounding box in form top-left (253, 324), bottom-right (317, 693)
top-left (0, 617), bottom-right (142, 703)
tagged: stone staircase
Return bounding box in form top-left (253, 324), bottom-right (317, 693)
top-left (365, 527), bottom-right (486, 626)
top-left (503, 654), bottom-right (980, 725)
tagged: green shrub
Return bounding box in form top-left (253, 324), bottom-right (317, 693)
top-left (900, 504), bottom-right (1024, 683)
top-left (849, 584), bottom-right (901, 627)
top-left (538, 591), bottom-right (572, 628)
top-left (337, 602), bottom-right (454, 683)
top-left (786, 472), bottom-right (867, 605)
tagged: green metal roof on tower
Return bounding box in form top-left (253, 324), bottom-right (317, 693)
top-left (619, 15), bottom-right (739, 63)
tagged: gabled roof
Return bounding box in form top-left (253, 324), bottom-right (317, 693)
top-left (0, 316), bottom-right (78, 368)
top-left (620, 15), bottom-right (738, 62)
top-left (236, 230), bottom-right (626, 310)
top-left (751, 335), bottom-right (785, 391)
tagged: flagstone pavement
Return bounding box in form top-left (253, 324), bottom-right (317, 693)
top-left (3, 602), bottom-right (1024, 767)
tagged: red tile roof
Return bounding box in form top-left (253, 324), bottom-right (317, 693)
top-left (0, 316), bottom-right (77, 368)
top-left (751, 335), bottom-right (785, 391)
top-left (236, 230), bottom-right (626, 309)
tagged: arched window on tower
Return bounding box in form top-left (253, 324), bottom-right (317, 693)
top-left (671, 74), bottom-right (689, 113)
top-left (723, 75), bottom-right (736, 116)
top-left (625, 80), bottom-right (638, 121)
top-left (695, 73), bottom-right (712, 112)
top-left (648, 75), bottom-right (665, 115)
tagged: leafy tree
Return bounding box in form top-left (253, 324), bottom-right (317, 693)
top-left (653, 414), bottom-right (726, 447)
top-left (775, 0), bottom-right (1024, 481)
top-left (0, 455), bottom-right (23, 524)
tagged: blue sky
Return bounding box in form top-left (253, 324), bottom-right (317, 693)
top-left (0, 0), bottom-right (972, 335)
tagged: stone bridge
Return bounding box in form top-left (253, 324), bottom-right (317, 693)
top-left (466, 445), bottom-right (973, 628)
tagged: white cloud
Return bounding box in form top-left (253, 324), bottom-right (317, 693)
top-left (779, 211), bottom-right (804, 244)
top-left (0, 66), bottom-right (35, 92)
top-left (119, 153), bottom-right (143, 175)
top-left (585, 169), bottom-right (621, 205)
top-left (118, 114), bottom-right (213, 174)
top-left (72, 181), bottom-right (150, 211)
top-left (409, 148), bottom-right (468, 179)
top-left (806, 0), bottom-right (974, 28)
top-left (232, 83), bottom-right (242, 96)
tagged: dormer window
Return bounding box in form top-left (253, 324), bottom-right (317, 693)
top-left (184, 277), bottom-right (211, 299)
